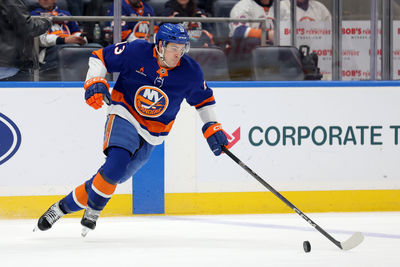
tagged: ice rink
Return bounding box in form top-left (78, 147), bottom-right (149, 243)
top-left (0, 212), bottom-right (399, 267)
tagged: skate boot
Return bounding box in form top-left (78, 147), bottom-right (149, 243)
top-left (34, 201), bottom-right (65, 231)
top-left (81, 206), bottom-right (101, 237)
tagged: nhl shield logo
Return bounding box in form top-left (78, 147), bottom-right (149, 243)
top-left (153, 76), bottom-right (164, 88)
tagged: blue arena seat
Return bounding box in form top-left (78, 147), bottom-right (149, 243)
top-left (251, 46), bottom-right (305, 81)
top-left (187, 47), bottom-right (230, 81)
top-left (145, 0), bottom-right (165, 16)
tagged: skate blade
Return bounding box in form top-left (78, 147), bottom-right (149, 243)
top-left (33, 226), bottom-right (39, 232)
top-left (81, 226), bottom-right (91, 237)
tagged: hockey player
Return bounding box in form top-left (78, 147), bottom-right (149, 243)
top-left (35, 23), bottom-right (229, 236)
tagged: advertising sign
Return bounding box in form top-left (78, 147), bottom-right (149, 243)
top-left (197, 86), bottom-right (400, 192)
top-left (280, 21), bottom-right (400, 80)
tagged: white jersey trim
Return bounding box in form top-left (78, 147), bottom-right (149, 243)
top-left (91, 184), bottom-right (113, 198)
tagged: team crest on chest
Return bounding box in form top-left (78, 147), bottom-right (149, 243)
top-left (134, 85), bottom-right (169, 118)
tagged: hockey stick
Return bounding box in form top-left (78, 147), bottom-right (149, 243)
top-left (222, 146), bottom-right (364, 250)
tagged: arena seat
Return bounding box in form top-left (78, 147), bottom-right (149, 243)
top-left (58, 47), bottom-right (99, 81)
top-left (187, 47), bottom-right (230, 81)
top-left (226, 37), bottom-right (260, 81)
top-left (251, 46), bottom-right (305, 81)
top-left (212, 0), bottom-right (238, 44)
top-left (145, 0), bottom-right (165, 16)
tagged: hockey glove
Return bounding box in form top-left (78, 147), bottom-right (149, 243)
top-left (84, 77), bottom-right (111, 110)
top-left (202, 121), bottom-right (229, 156)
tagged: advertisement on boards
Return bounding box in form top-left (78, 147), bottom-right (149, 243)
top-left (197, 86), bottom-right (400, 193)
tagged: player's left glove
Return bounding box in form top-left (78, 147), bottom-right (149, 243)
top-left (202, 121), bottom-right (229, 156)
top-left (84, 77), bottom-right (111, 110)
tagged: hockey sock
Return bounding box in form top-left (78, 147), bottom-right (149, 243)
top-left (60, 181), bottom-right (90, 213)
top-left (87, 171), bottom-right (117, 211)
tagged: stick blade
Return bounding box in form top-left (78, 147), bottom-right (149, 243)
top-left (340, 232), bottom-right (364, 250)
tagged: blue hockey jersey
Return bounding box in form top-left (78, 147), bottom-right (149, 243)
top-left (107, 0), bottom-right (157, 42)
top-left (31, 6), bottom-right (81, 38)
top-left (90, 40), bottom-right (216, 145)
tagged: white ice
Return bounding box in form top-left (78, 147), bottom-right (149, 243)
top-left (0, 212), bottom-right (399, 267)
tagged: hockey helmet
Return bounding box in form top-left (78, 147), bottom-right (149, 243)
top-left (155, 23), bottom-right (190, 55)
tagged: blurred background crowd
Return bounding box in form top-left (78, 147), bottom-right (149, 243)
top-left (1, 0), bottom-right (400, 82)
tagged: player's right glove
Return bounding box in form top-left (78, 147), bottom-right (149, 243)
top-left (202, 121), bottom-right (229, 156)
top-left (84, 77), bottom-right (111, 110)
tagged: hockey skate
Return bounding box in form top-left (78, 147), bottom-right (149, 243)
top-left (34, 201), bottom-right (65, 231)
top-left (80, 206), bottom-right (101, 237)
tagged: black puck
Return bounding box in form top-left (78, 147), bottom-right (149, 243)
top-left (303, 240), bottom-right (311, 253)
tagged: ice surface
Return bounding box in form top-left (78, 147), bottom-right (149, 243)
top-left (0, 212), bottom-right (399, 267)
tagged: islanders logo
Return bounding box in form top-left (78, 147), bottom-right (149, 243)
top-left (0, 113), bottom-right (22, 165)
top-left (133, 21), bottom-right (150, 40)
top-left (134, 86), bottom-right (169, 118)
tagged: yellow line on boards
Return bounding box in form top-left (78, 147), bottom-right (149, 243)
top-left (0, 190), bottom-right (399, 219)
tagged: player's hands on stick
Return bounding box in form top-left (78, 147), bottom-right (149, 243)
top-left (202, 121), bottom-right (228, 156)
top-left (84, 77), bottom-right (111, 110)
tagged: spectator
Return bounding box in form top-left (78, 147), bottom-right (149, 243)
top-left (161, 0), bottom-right (215, 48)
top-left (229, 0), bottom-right (275, 44)
top-left (107, 0), bottom-right (158, 43)
top-left (0, 0), bottom-right (51, 81)
top-left (280, 0), bottom-right (331, 22)
top-left (31, 0), bottom-right (93, 71)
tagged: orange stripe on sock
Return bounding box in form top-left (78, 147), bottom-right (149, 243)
top-left (92, 172), bottom-right (116, 197)
top-left (75, 183), bottom-right (88, 206)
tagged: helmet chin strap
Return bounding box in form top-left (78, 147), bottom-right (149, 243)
top-left (155, 43), bottom-right (171, 68)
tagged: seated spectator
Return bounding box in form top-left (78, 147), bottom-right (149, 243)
top-left (229, 0), bottom-right (275, 44)
top-left (280, 0), bottom-right (331, 22)
top-left (31, 0), bottom-right (96, 71)
top-left (161, 0), bottom-right (215, 48)
top-left (107, 0), bottom-right (158, 43)
top-left (0, 0), bottom-right (51, 81)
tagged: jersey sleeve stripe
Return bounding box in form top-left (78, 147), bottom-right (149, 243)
top-left (121, 29), bottom-right (132, 41)
top-left (194, 96), bottom-right (215, 109)
top-left (247, 28), bottom-right (261, 39)
top-left (92, 48), bottom-right (106, 66)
